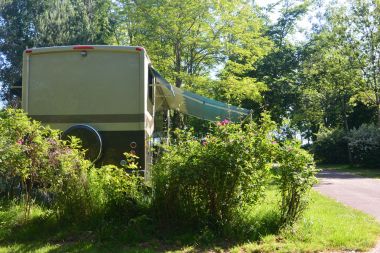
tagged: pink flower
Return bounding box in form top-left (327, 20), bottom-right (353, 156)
top-left (218, 119), bottom-right (231, 126)
top-left (17, 139), bottom-right (23, 145)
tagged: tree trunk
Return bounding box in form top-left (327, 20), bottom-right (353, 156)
top-left (172, 41), bottom-right (184, 130)
top-left (343, 116), bottom-right (353, 165)
top-left (342, 95), bottom-right (353, 164)
top-left (165, 110), bottom-right (171, 145)
top-left (377, 103), bottom-right (380, 127)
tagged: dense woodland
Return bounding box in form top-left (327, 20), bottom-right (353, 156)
top-left (1, 0), bottom-right (380, 165)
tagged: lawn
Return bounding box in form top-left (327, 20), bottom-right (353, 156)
top-left (319, 164), bottom-right (380, 179)
top-left (1, 190), bottom-right (379, 253)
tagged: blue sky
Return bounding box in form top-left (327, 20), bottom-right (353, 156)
top-left (256, 0), bottom-right (348, 42)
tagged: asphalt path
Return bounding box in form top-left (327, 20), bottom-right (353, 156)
top-left (314, 170), bottom-right (380, 253)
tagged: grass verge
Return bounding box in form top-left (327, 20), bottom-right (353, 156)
top-left (1, 190), bottom-right (379, 253)
top-left (232, 191), bottom-right (380, 253)
top-left (319, 164), bottom-right (380, 179)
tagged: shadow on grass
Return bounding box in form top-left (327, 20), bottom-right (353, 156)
top-left (0, 203), bottom-right (282, 253)
top-left (317, 170), bottom-right (363, 179)
top-left (318, 163), bottom-right (380, 179)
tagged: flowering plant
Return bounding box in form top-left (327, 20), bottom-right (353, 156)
top-left (217, 119), bottom-right (231, 126)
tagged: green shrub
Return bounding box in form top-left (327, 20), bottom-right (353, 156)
top-left (0, 109), bottom-right (68, 218)
top-left (88, 160), bottom-right (150, 222)
top-left (347, 124), bottom-right (380, 167)
top-left (312, 127), bottom-right (349, 163)
top-left (275, 140), bottom-right (317, 227)
top-left (48, 141), bottom-right (96, 222)
top-left (152, 115), bottom-right (278, 230)
top-left (312, 124), bottom-right (380, 167)
top-left (1, 109), bottom-right (317, 237)
top-left (0, 109), bottom-right (148, 224)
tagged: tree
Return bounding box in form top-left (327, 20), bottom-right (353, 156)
top-left (0, 0), bottom-right (48, 105)
top-left (251, 0), bottom-right (311, 123)
top-left (346, 0), bottom-right (380, 126)
top-left (299, 9), bottom-right (364, 162)
top-left (117, 0), bottom-right (223, 89)
top-left (215, 1), bottom-right (273, 106)
top-left (296, 0), bottom-right (380, 133)
top-left (115, 0), bottom-right (272, 129)
top-left (299, 6), bottom-right (362, 128)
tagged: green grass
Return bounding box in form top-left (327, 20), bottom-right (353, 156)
top-left (319, 163), bottom-right (380, 178)
top-left (231, 191), bottom-right (380, 253)
top-left (1, 190), bottom-right (379, 253)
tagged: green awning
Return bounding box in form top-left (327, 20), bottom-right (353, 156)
top-left (152, 69), bottom-right (250, 122)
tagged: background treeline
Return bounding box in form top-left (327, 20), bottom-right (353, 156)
top-left (1, 0), bottom-right (380, 166)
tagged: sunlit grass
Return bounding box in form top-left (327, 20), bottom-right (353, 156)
top-left (1, 190), bottom-right (379, 253)
top-left (231, 190), bottom-right (380, 252)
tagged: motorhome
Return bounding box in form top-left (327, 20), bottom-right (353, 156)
top-left (22, 45), bottom-right (249, 175)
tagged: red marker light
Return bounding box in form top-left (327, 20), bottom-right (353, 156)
top-left (136, 47), bottom-right (144, 52)
top-left (73, 46), bottom-right (94, 50)
top-left (25, 49), bottom-right (33, 53)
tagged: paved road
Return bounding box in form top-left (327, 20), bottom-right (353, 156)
top-left (314, 170), bottom-right (380, 253)
top-left (315, 170), bottom-right (380, 222)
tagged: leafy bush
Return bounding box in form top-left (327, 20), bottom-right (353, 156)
top-left (0, 109), bottom-right (148, 223)
top-left (153, 115), bottom-right (318, 233)
top-left (275, 140), bottom-right (317, 227)
top-left (312, 127), bottom-right (349, 163)
top-left (347, 124), bottom-right (380, 167)
top-left (0, 109), bottom-right (73, 218)
top-left (49, 147), bottom-right (94, 222)
top-left (153, 115), bottom-right (277, 230)
top-left (312, 124), bottom-right (380, 167)
top-left (88, 161), bottom-right (150, 222)
top-left (1, 109), bottom-right (317, 237)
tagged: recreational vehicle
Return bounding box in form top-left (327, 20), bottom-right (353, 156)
top-left (22, 45), bottom-right (249, 175)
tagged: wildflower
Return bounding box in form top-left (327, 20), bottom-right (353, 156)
top-left (218, 119), bottom-right (231, 126)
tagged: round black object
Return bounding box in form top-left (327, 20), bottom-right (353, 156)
top-left (62, 124), bottom-right (102, 162)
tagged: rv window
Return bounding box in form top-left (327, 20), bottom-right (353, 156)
top-left (148, 70), bottom-right (154, 102)
top-left (148, 68), bottom-right (155, 115)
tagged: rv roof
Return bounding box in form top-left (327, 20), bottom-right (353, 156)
top-left (24, 45), bottom-right (147, 55)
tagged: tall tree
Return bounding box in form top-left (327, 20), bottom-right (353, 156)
top-left (116, 0), bottom-right (271, 100)
top-left (117, 0), bottom-right (222, 89)
top-left (115, 0), bottom-right (272, 129)
top-left (300, 7), bottom-right (362, 132)
top-left (346, 0), bottom-right (380, 126)
top-left (0, 0), bottom-right (48, 105)
top-left (298, 12), bottom-right (364, 161)
top-left (251, 0), bottom-right (311, 123)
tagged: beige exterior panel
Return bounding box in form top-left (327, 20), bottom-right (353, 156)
top-left (45, 122), bottom-right (143, 132)
top-left (22, 46), bottom-right (150, 132)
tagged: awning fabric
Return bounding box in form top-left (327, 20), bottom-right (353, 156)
top-left (152, 68), bottom-right (250, 122)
